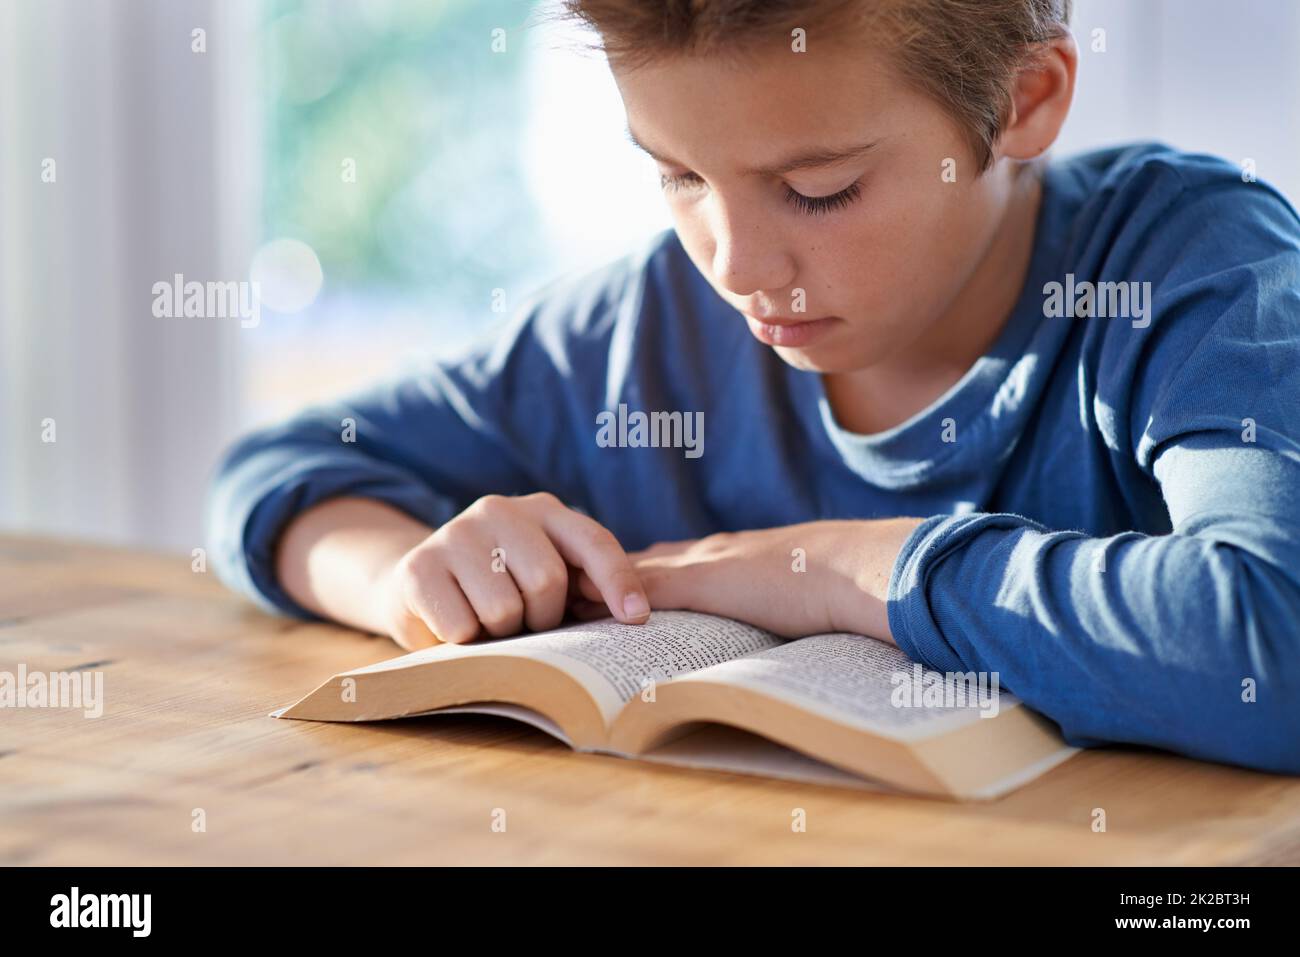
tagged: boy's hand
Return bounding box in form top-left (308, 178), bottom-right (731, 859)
top-left (375, 492), bottom-right (650, 650)
top-left (570, 519), bottom-right (923, 642)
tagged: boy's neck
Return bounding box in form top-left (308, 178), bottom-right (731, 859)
top-left (822, 161), bottom-right (1045, 436)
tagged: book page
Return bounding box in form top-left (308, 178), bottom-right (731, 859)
top-left (414, 703), bottom-right (574, 748)
top-left (417, 705), bottom-right (887, 791)
top-left (347, 611), bottom-right (784, 726)
top-left (631, 724), bottom-right (890, 792)
top-left (509, 611), bottom-right (784, 724)
top-left (679, 633), bottom-right (1018, 742)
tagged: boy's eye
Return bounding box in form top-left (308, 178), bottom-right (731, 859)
top-left (783, 180), bottom-right (863, 216)
top-left (659, 171), bottom-right (864, 217)
top-left (660, 171), bottom-right (705, 192)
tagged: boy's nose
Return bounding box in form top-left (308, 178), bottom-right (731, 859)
top-left (710, 226), bottom-right (796, 301)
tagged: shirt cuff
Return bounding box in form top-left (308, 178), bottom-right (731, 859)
top-left (207, 458), bottom-right (462, 621)
top-left (886, 512), bottom-right (1045, 673)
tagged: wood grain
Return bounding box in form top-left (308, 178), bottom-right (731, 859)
top-left (2, 533), bottom-right (1297, 865)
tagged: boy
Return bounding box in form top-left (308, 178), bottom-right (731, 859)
top-left (207, 0), bottom-right (1300, 773)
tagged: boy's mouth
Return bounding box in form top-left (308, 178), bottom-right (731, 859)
top-left (743, 313), bottom-right (842, 348)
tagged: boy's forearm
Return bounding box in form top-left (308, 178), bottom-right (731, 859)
top-left (274, 496), bottom-right (434, 633)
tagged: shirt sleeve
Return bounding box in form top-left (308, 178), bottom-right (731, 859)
top-left (886, 172), bottom-right (1300, 773)
top-left (202, 265), bottom-right (634, 621)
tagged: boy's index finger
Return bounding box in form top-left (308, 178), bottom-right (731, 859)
top-left (533, 505), bottom-right (650, 624)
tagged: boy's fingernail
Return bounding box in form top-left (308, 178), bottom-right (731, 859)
top-left (623, 593), bottom-right (650, 620)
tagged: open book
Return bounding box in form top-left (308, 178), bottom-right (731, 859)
top-left (273, 611), bottom-right (1077, 800)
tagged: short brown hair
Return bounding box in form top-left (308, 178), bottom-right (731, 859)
top-left (556, 0), bottom-right (1073, 172)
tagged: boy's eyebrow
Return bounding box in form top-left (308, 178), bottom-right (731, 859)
top-left (624, 123), bottom-right (881, 176)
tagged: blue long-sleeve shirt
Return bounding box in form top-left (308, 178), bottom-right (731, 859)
top-left (206, 143), bottom-right (1300, 773)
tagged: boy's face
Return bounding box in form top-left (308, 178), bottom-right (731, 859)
top-left (613, 40), bottom-right (1019, 374)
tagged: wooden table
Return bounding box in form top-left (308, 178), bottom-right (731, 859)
top-left (3, 533), bottom-right (1299, 865)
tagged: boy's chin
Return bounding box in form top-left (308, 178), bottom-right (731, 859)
top-left (769, 342), bottom-right (882, 374)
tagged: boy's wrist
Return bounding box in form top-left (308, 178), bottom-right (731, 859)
top-left (275, 496), bottom-right (434, 631)
top-left (827, 517), bottom-right (925, 643)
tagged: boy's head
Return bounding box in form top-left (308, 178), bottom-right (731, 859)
top-left (560, 0), bottom-right (1077, 374)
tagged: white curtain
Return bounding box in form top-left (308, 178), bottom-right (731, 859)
top-left (0, 0), bottom-right (258, 552)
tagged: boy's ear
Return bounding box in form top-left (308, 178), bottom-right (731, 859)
top-left (997, 34), bottom-right (1078, 161)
